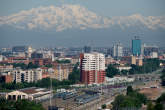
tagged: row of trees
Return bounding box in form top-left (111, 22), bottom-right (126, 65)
top-left (106, 58), bottom-right (161, 78)
top-left (0, 78), bottom-right (74, 91)
top-left (13, 62), bottom-right (39, 69)
top-left (0, 99), bottom-right (45, 110)
top-left (56, 59), bottom-right (71, 63)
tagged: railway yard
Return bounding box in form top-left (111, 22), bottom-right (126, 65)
top-left (42, 73), bottom-right (162, 110)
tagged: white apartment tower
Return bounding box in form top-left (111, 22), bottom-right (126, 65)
top-left (113, 43), bottom-right (123, 58)
top-left (80, 52), bottom-right (105, 84)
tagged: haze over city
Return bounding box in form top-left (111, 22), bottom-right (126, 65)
top-left (0, 1), bottom-right (165, 110)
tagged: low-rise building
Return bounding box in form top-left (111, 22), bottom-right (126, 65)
top-left (4, 87), bottom-right (52, 101)
top-left (150, 52), bottom-right (158, 58)
top-left (116, 66), bottom-right (131, 71)
top-left (0, 65), bottom-right (13, 73)
top-left (131, 56), bottom-right (143, 66)
top-left (105, 76), bottom-right (135, 85)
top-left (0, 74), bottom-right (12, 83)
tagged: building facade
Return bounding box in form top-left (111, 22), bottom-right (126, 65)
top-left (12, 68), bottom-right (42, 83)
top-left (132, 37), bottom-right (141, 56)
top-left (53, 64), bottom-right (72, 81)
top-left (113, 43), bottom-right (123, 58)
top-left (80, 52), bottom-right (105, 84)
top-left (4, 87), bottom-right (52, 101)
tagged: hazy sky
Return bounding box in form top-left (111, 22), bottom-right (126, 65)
top-left (0, 0), bottom-right (165, 48)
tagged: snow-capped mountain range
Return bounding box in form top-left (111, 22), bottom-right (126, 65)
top-left (0, 4), bottom-right (165, 32)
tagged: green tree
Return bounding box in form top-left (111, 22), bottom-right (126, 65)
top-left (147, 102), bottom-right (154, 110)
top-left (56, 59), bottom-right (71, 63)
top-left (112, 94), bottom-right (125, 110)
top-left (68, 63), bottom-right (80, 83)
top-left (27, 62), bottom-right (39, 69)
top-left (101, 104), bottom-right (106, 109)
top-left (128, 58), bottom-right (160, 75)
top-left (121, 70), bottom-right (128, 75)
top-left (45, 64), bottom-right (53, 68)
top-left (126, 86), bottom-right (133, 95)
top-left (106, 64), bottom-right (120, 78)
top-left (160, 69), bottom-right (165, 86)
top-left (154, 103), bottom-right (163, 110)
top-left (0, 99), bottom-right (45, 110)
top-left (112, 86), bottom-right (147, 110)
top-left (13, 63), bottom-right (27, 69)
top-left (156, 92), bottom-right (165, 103)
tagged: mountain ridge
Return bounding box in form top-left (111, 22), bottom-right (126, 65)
top-left (0, 4), bottom-right (165, 32)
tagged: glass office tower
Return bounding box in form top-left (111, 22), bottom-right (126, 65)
top-left (132, 36), bottom-right (141, 56)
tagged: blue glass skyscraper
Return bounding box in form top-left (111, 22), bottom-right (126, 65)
top-left (132, 36), bottom-right (141, 56)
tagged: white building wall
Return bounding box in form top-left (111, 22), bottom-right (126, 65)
top-left (82, 52), bottom-right (105, 71)
top-left (12, 68), bottom-right (42, 83)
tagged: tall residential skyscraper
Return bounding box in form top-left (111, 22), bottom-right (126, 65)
top-left (113, 42), bottom-right (123, 58)
top-left (132, 36), bottom-right (141, 56)
top-left (80, 52), bottom-right (105, 84)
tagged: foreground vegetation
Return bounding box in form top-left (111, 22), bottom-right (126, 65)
top-left (112, 86), bottom-right (165, 110)
top-left (0, 98), bottom-right (45, 110)
top-left (147, 93), bottom-right (165, 110)
top-left (112, 86), bottom-right (147, 110)
top-left (160, 68), bottom-right (165, 86)
top-left (0, 78), bottom-right (73, 91)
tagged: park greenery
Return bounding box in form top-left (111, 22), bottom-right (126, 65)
top-left (112, 86), bottom-right (147, 110)
top-left (129, 58), bottom-right (160, 74)
top-left (0, 98), bottom-right (45, 110)
top-left (106, 64), bottom-right (120, 78)
top-left (106, 58), bottom-right (161, 78)
top-left (160, 69), bottom-right (165, 86)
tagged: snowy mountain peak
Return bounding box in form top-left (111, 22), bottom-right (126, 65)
top-left (0, 4), bottom-right (165, 31)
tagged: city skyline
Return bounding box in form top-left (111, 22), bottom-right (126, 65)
top-left (0, 1), bottom-right (165, 110)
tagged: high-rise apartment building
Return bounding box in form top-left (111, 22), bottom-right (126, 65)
top-left (80, 52), bottom-right (105, 84)
top-left (113, 43), bottom-right (123, 58)
top-left (132, 36), bottom-right (141, 56)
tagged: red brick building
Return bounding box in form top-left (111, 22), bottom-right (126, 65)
top-left (0, 75), bottom-right (13, 83)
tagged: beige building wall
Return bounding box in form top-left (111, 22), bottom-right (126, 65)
top-left (131, 56), bottom-right (136, 65)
